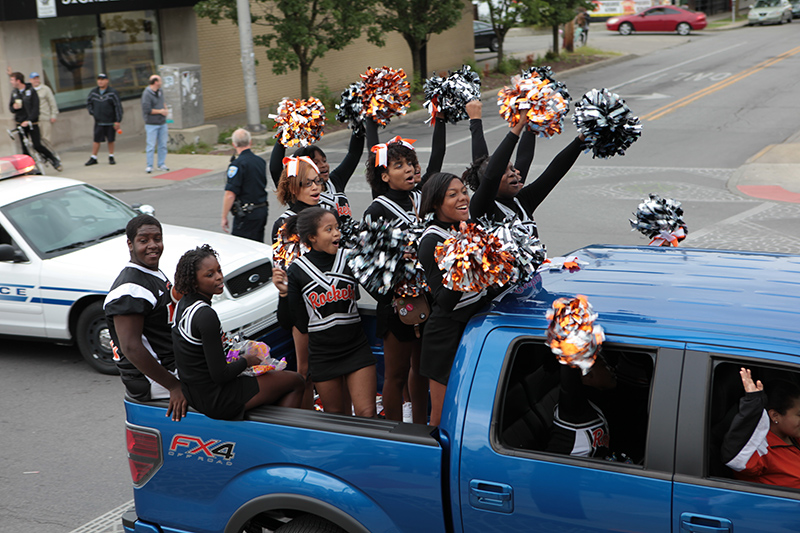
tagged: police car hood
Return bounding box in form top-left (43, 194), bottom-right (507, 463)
top-left (51, 223), bottom-right (272, 288)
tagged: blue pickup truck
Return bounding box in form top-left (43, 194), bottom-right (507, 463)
top-left (122, 245), bottom-right (800, 533)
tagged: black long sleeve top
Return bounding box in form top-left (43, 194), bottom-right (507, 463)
top-left (469, 118), bottom-right (536, 179)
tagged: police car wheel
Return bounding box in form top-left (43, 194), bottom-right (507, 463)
top-left (76, 301), bottom-right (119, 375)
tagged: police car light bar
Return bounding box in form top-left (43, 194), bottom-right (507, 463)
top-left (0, 154), bottom-right (37, 179)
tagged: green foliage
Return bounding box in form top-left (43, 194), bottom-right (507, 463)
top-left (195, 0), bottom-right (383, 98)
top-left (169, 142), bottom-right (213, 154)
top-left (479, 0), bottom-right (536, 63)
top-left (376, 0), bottom-right (464, 83)
top-left (497, 56), bottom-right (523, 75)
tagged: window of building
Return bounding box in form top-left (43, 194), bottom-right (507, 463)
top-left (37, 10), bottom-right (162, 110)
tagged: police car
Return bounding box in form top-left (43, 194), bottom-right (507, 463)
top-left (0, 155), bottom-right (279, 374)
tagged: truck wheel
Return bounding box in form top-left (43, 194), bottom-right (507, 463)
top-left (275, 514), bottom-right (346, 533)
top-left (76, 301), bottom-right (118, 375)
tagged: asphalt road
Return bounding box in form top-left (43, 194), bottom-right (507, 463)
top-left (3, 23), bottom-right (800, 532)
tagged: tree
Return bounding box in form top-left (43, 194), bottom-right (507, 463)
top-left (480, 0), bottom-right (537, 66)
top-left (195, 0), bottom-right (383, 99)
top-left (530, 0), bottom-right (593, 56)
top-left (376, 0), bottom-right (464, 85)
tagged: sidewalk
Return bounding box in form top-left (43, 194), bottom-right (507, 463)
top-left (52, 11), bottom-right (800, 204)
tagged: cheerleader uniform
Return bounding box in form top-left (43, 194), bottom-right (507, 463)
top-left (172, 293), bottom-right (259, 420)
top-left (363, 188), bottom-right (425, 342)
top-left (271, 200), bottom-right (316, 245)
top-left (280, 248), bottom-right (375, 382)
top-left (488, 136), bottom-right (583, 238)
top-left (269, 130), bottom-right (364, 219)
top-left (417, 129), bottom-right (520, 385)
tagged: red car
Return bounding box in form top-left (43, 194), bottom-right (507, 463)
top-left (606, 5), bottom-right (707, 35)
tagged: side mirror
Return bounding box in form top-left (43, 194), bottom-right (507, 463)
top-left (131, 203), bottom-right (156, 216)
top-left (0, 244), bottom-right (26, 262)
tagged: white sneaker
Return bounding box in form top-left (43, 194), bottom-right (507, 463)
top-left (402, 402), bottom-right (413, 423)
top-left (145, 167), bottom-right (152, 173)
top-left (157, 165), bottom-right (170, 171)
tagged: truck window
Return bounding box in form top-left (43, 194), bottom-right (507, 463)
top-left (498, 341), bottom-right (654, 465)
top-left (708, 360), bottom-right (800, 486)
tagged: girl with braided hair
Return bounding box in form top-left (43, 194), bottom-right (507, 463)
top-left (172, 245), bottom-right (305, 420)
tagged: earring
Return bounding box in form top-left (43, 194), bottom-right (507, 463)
top-left (774, 419), bottom-right (779, 424)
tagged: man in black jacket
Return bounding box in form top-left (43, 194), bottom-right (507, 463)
top-left (8, 72), bottom-right (62, 170)
top-left (85, 73), bottom-right (123, 166)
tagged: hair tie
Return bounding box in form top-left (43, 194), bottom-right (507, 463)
top-left (370, 136), bottom-right (416, 167)
top-left (282, 156), bottom-right (319, 177)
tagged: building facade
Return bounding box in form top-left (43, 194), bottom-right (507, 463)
top-left (0, 0), bottom-right (473, 153)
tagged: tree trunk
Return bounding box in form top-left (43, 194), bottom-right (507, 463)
top-left (551, 24), bottom-right (560, 56)
top-left (564, 20), bottom-right (575, 52)
top-left (420, 41), bottom-right (428, 80)
top-left (300, 65), bottom-right (309, 100)
top-left (403, 34), bottom-right (424, 88)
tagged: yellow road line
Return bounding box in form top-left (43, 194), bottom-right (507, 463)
top-left (640, 45), bottom-right (800, 121)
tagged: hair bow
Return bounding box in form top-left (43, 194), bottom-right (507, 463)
top-left (370, 136), bottom-right (416, 167)
top-left (282, 156), bottom-right (319, 177)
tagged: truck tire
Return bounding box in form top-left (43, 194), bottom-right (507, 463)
top-left (76, 301), bottom-right (118, 375)
top-left (275, 514), bottom-right (347, 533)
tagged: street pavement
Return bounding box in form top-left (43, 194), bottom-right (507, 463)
top-left (46, 14), bottom-right (800, 207)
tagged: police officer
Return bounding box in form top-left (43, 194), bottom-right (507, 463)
top-left (221, 129), bottom-right (269, 242)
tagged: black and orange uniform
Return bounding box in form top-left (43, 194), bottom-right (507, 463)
top-left (104, 262), bottom-right (176, 400)
top-left (279, 248), bottom-right (375, 382)
top-left (417, 129), bottom-right (520, 385)
top-left (172, 292), bottom-right (259, 420)
top-left (269, 131), bottom-right (364, 219)
top-left (722, 390), bottom-right (800, 488)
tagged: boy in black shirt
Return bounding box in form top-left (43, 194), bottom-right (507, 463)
top-left (104, 215), bottom-right (187, 421)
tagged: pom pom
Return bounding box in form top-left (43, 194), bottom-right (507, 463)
top-left (360, 66), bottom-right (411, 127)
top-left (345, 217), bottom-right (412, 296)
top-left (573, 88), bottom-right (642, 158)
top-left (434, 221), bottom-right (515, 292)
top-left (546, 295), bottom-right (605, 374)
top-left (268, 97), bottom-right (326, 148)
top-left (630, 194), bottom-right (688, 247)
top-left (521, 66), bottom-right (570, 101)
top-left (497, 74), bottom-right (569, 138)
top-left (481, 216), bottom-right (547, 286)
top-left (335, 81), bottom-right (366, 136)
top-left (423, 65), bottom-right (482, 125)
top-left (272, 222), bottom-right (307, 270)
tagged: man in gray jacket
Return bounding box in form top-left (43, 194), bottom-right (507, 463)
top-left (141, 75), bottom-right (169, 173)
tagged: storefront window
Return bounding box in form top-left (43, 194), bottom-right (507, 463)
top-left (37, 10), bottom-right (161, 110)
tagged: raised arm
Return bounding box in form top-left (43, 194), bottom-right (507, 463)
top-left (516, 135), bottom-right (582, 215)
top-left (515, 129), bottom-right (537, 181)
top-left (467, 100), bottom-right (489, 162)
top-left (469, 119), bottom-right (526, 219)
top-left (423, 119), bottom-right (446, 182)
top-left (328, 130), bottom-right (365, 192)
top-left (269, 142), bottom-right (287, 188)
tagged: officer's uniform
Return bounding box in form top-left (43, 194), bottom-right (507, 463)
top-left (225, 148), bottom-right (268, 242)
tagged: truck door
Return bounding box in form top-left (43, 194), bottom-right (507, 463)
top-left (457, 328), bottom-right (684, 532)
top-left (0, 218), bottom-right (44, 337)
top-left (672, 348), bottom-right (800, 533)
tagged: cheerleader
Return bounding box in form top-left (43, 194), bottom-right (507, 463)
top-left (418, 117), bottom-right (528, 426)
top-left (271, 156), bottom-right (324, 244)
top-left (274, 207), bottom-right (377, 417)
top-left (362, 137), bottom-right (428, 423)
top-left (270, 129), bottom-right (363, 218)
top-left (464, 107), bottom-right (584, 238)
top-left (172, 245), bottom-right (305, 420)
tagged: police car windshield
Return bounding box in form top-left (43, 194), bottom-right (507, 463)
top-left (2, 184), bottom-right (138, 258)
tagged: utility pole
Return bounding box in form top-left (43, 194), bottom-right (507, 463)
top-left (236, 0), bottom-right (265, 132)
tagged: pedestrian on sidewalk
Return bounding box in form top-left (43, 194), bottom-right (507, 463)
top-left (85, 73), bottom-right (123, 166)
top-left (221, 129), bottom-right (269, 242)
top-left (29, 72), bottom-right (58, 144)
top-left (142, 75), bottom-right (170, 173)
top-left (8, 71), bottom-right (62, 170)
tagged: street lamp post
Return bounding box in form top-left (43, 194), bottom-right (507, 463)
top-left (236, 0), bottom-right (265, 132)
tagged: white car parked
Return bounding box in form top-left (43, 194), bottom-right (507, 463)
top-left (0, 156), bottom-right (279, 374)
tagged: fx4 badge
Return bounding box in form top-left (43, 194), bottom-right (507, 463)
top-left (168, 434), bottom-right (237, 465)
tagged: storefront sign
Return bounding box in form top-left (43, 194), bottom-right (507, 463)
top-left (2, 0), bottom-right (198, 20)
